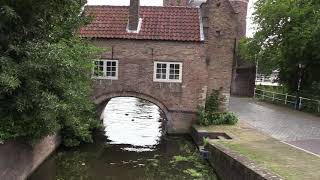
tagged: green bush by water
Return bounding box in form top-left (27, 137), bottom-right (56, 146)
top-left (197, 110), bottom-right (238, 126)
top-left (197, 89), bottom-right (238, 126)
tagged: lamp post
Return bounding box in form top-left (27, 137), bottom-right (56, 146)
top-left (255, 53), bottom-right (260, 86)
top-left (295, 63), bottom-right (305, 110)
top-left (255, 54), bottom-right (258, 80)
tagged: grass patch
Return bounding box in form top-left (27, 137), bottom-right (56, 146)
top-left (195, 123), bottom-right (320, 180)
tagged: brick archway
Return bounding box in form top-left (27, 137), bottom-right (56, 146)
top-left (93, 91), bottom-right (173, 131)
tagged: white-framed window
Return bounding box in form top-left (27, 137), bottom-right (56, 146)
top-left (153, 61), bottom-right (182, 83)
top-left (92, 59), bottom-right (118, 80)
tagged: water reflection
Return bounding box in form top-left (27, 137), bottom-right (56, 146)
top-left (28, 97), bottom-right (217, 180)
top-left (103, 97), bottom-right (164, 150)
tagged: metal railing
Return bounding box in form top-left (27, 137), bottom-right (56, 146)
top-left (254, 88), bottom-right (320, 114)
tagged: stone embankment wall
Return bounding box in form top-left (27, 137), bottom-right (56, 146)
top-left (206, 143), bottom-right (283, 180)
top-left (0, 135), bottom-right (60, 180)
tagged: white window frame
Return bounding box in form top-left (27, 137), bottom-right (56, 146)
top-left (92, 59), bottom-right (118, 80)
top-left (153, 61), bottom-right (183, 83)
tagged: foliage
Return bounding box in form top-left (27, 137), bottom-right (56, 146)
top-left (168, 152), bottom-right (217, 180)
top-left (238, 38), bottom-right (277, 75)
top-left (203, 137), bottom-right (209, 147)
top-left (0, 0), bottom-right (102, 146)
top-left (239, 0), bottom-right (320, 93)
top-left (183, 168), bottom-right (203, 178)
top-left (205, 89), bottom-right (224, 113)
top-left (166, 140), bottom-right (217, 180)
top-left (171, 155), bottom-right (189, 162)
top-left (256, 85), bottom-right (288, 94)
top-left (198, 110), bottom-right (238, 126)
top-left (205, 90), bottom-right (219, 113)
top-left (197, 106), bottom-right (210, 126)
top-left (222, 112), bottom-right (238, 125)
top-left (55, 151), bottom-right (91, 180)
top-left (197, 89), bottom-right (238, 126)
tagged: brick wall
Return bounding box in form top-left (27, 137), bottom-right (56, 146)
top-left (229, 0), bottom-right (249, 37)
top-left (201, 0), bottom-right (238, 108)
top-left (201, 0), bottom-right (253, 99)
top-left (91, 39), bottom-right (208, 133)
top-left (90, 0), bottom-right (248, 130)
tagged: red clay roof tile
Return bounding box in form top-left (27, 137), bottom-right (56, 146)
top-left (79, 6), bottom-right (201, 41)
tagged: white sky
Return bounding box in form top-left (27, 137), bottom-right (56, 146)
top-left (246, 0), bottom-right (256, 37)
top-left (87, 0), bottom-right (163, 6)
top-left (87, 0), bottom-right (257, 37)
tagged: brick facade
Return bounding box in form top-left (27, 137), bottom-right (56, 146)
top-left (85, 0), bottom-right (249, 133)
top-left (200, 0), bottom-right (239, 108)
top-left (92, 39), bottom-right (207, 133)
top-left (229, 0), bottom-right (249, 37)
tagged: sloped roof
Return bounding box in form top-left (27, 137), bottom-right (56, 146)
top-left (79, 6), bottom-right (202, 41)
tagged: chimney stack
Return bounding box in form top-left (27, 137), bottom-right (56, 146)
top-left (128, 0), bottom-right (140, 31)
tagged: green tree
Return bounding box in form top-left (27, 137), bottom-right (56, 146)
top-left (0, 0), bottom-right (102, 146)
top-left (239, 0), bottom-right (320, 93)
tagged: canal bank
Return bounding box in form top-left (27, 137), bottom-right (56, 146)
top-left (192, 122), bottom-right (320, 180)
top-left (0, 135), bottom-right (60, 180)
top-left (190, 126), bottom-right (283, 180)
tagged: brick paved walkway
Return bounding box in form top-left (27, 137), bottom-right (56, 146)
top-left (230, 97), bottom-right (320, 156)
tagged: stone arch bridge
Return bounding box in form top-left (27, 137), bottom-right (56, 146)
top-left (89, 40), bottom-right (210, 134)
top-left (94, 91), bottom-right (172, 132)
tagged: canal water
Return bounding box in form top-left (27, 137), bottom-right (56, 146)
top-left (29, 97), bottom-right (217, 180)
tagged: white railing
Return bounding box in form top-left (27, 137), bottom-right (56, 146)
top-left (254, 88), bottom-right (320, 113)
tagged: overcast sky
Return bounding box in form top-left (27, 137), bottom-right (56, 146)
top-left (87, 0), bottom-right (257, 37)
top-left (246, 0), bottom-right (256, 37)
top-left (87, 0), bottom-right (163, 6)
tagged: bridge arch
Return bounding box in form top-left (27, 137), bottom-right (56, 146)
top-left (93, 91), bottom-right (172, 131)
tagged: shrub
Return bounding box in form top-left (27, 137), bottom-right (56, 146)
top-left (197, 89), bottom-right (238, 126)
top-left (221, 112), bottom-right (238, 125)
top-left (196, 106), bottom-right (210, 126)
top-left (203, 137), bottom-right (209, 147)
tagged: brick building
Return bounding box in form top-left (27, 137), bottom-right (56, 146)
top-left (79, 0), bottom-right (249, 133)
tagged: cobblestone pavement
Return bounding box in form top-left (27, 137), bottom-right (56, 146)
top-left (229, 96), bottom-right (320, 156)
